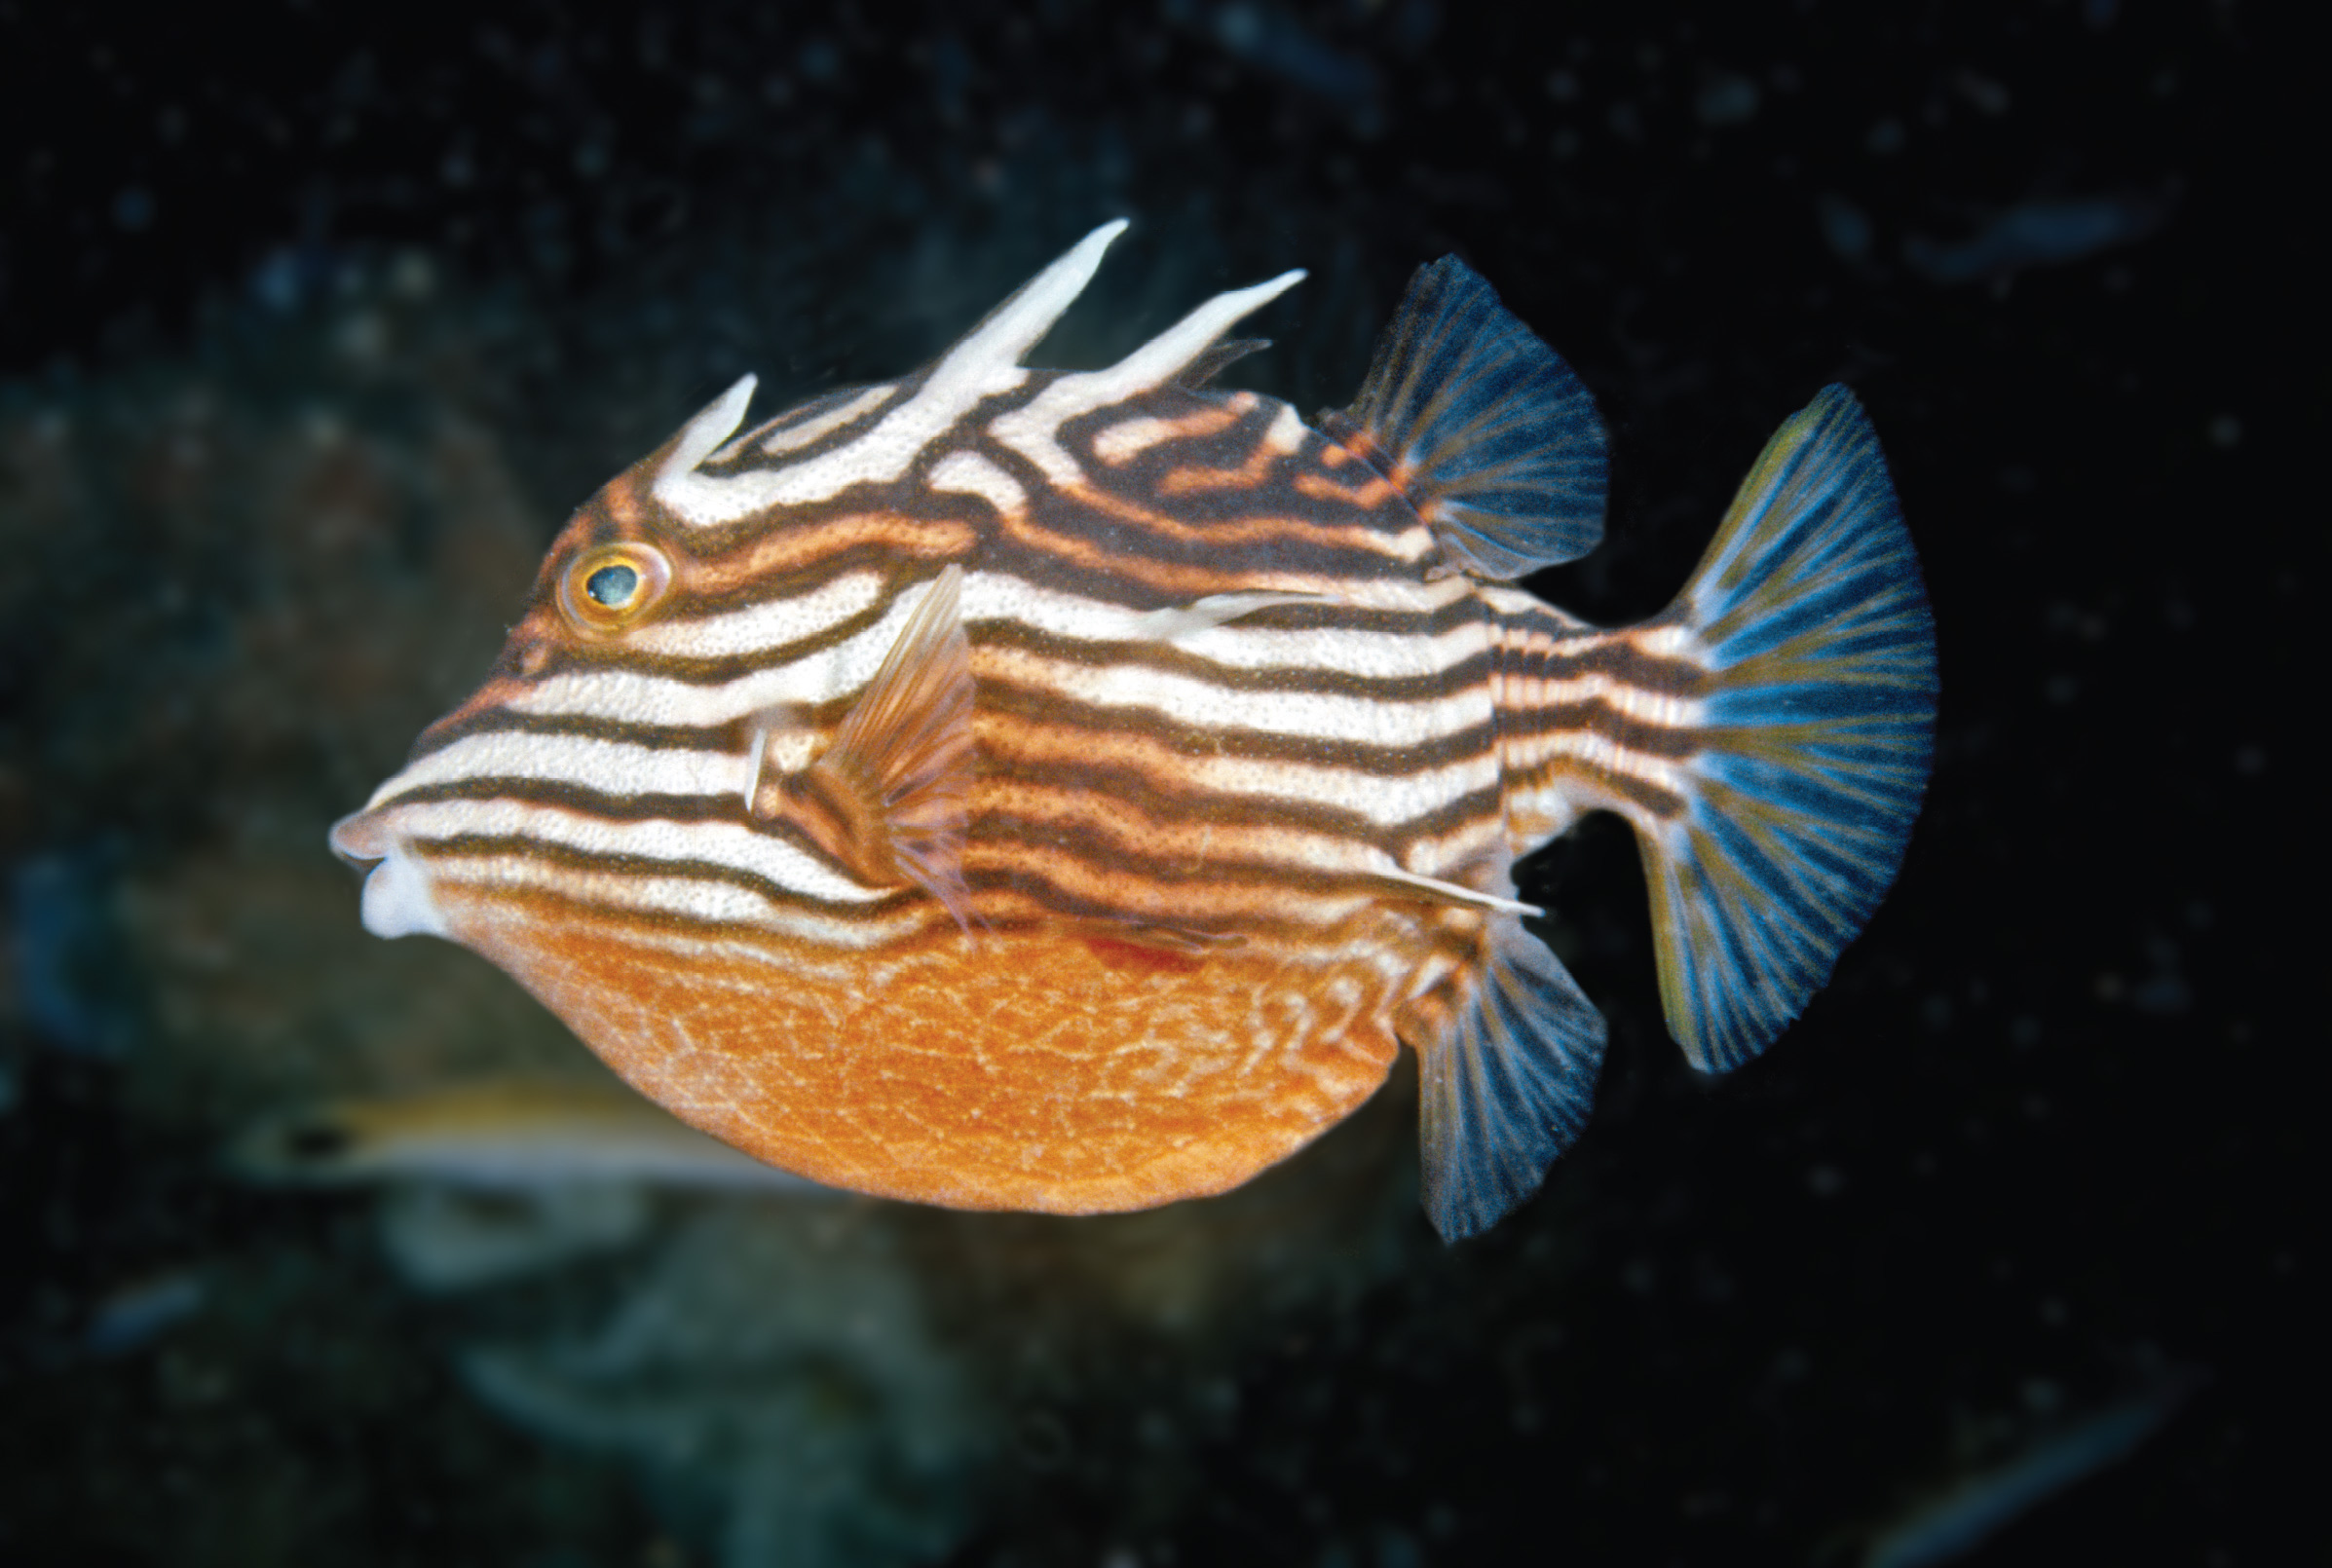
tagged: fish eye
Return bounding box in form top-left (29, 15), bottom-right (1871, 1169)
top-left (558, 541), bottom-right (672, 634)
top-left (585, 563), bottom-right (638, 607)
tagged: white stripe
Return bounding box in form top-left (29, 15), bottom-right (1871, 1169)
top-left (994, 645), bottom-right (1490, 749)
top-left (960, 570), bottom-right (1489, 685)
top-left (1633, 623), bottom-right (1704, 659)
top-left (1509, 672), bottom-right (1708, 728)
top-left (368, 731), bottom-right (748, 809)
top-left (1182, 750), bottom-right (1499, 829)
top-left (1091, 414), bottom-right (1187, 465)
top-left (383, 797), bottom-right (885, 905)
top-left (990, 270), bottom-right (1306, 487)
top-left (1261, 400), bottom-right (1306, 455)
top-left (502, 572), bottom-right (1493, 736)
top-left (653, 221), bottom-right (1129, 527)
top-left (928, 449), bottom-right (1028, 517)
top-left (626, 570), bottom-right (884, 659)
top-left (428, 851), bottom-right (914, 949)
top-left (508, 594), bottom-right (928, 728)
top-left (465, 680), bottom-right (1496, 833)
top-left (1520, 728), bottom-right (1697, 800)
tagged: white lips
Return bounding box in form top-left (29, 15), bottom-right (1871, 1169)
top-left (330, 810), bottom-right (449, 942)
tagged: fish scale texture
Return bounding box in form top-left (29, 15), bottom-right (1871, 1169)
top-left (456, 890), bottom-right (1413, 1213)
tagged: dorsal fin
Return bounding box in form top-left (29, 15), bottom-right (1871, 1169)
top-left (755, 567), bottom-right (976, 929)
top-left (1322, 257), bottom-right (1608, 580)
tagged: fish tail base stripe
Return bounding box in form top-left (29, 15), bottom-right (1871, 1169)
top-left (1636, 385), bottom-right (1937, 1073)
top-left (1325, 256), bottom-right (1608, 580)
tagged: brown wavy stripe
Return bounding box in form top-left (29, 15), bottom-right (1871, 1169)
top-left (685, 513), bottom-right (978, 596)
top-left (972, 703), bottom-right (1505, 844)
top-left (1501, 630), bottom-right (1710, 698)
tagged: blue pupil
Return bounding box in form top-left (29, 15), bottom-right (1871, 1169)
top-left (584, 563), bottom-right (640, 609)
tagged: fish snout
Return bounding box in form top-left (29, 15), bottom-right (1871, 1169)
top-left (328, 806), bottom-right (392, 867)
top-left (328, 807), bottom-right (450, 941)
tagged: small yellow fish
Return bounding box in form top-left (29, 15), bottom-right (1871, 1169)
top-left (230, 1076), bottom-right (820, 1192)
top-left (330, 221), bottom-right (1935, 1238)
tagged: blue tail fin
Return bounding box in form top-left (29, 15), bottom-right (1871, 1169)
top-left (1637, 386), bottom-right (1937, 1072)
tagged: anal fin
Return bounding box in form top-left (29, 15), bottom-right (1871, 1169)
top-left (759, 566), bottom-right (977, 929)
top-left (1406, 915), bottom-right (1607, 1242)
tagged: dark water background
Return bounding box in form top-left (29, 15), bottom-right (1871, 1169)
top-left (0, 3), bottom-right (2306, 1564)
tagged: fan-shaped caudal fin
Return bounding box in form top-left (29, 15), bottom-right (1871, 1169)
top-left (1408, 913), bottom-right (1608, 1243)
top-left (756, 566), bottom-right (977, 930)
top-left (1321, 256), bottom-right (1608, 580)
top-left (1635, 387), bottom-right (1937, 1073)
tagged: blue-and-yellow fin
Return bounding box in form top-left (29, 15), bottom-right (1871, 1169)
top-left (1412, 914), bottom-right (1608, 1242)
top-left (1636, 386), bottom-right (1937, 1072)
top-left (1324, 257), bottom-right (1608, 579)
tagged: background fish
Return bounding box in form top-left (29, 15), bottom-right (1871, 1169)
top-left (230, 1074), bottom-right (826, 1192)
top-left (330, 218), bottom-right (1936, 1240)
top-left (230, 1074), bottom-right (827, 1288)
top-left (1858, 1374), bottom-right (2204, 1568)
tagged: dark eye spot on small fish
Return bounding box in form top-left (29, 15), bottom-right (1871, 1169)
top-left (585, 563), bottom-right (640, 608)
top-left (287, 1122), bottom-right (350, 1160)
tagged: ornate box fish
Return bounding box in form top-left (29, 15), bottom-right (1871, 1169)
top-left (331, 220), bottom-right (1936, 1239)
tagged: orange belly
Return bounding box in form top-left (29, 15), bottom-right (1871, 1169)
top-left (435, 888), bottom-right (1411, 1213)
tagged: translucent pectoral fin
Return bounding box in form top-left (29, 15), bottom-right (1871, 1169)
top-left (780, 566), bottom-right (978, 929)
top-left (1408, 915), bottom-right (1608, 1243)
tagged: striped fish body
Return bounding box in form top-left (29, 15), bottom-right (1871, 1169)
top-left (333, 223), bottom-right (1937, 1240)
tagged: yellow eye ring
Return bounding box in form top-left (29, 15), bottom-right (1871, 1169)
top-left (558, 542), bottom-right (672, 635)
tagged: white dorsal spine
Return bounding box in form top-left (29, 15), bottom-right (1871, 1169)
top-left (990, 269), bottom-right (1307, 487)
top-left (653, 219), bottom-right (1132, 527)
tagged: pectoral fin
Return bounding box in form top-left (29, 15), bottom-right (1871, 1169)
top-left (761, 566), bottom-right (977, 929)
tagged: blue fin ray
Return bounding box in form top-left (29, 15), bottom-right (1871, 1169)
top-left (1636, 386), bottom-right (1937, 1072)
top-left (1325, 257), bottom-right (1608, 579)
top-left (1412, 915), bottom-right (1608, 1242)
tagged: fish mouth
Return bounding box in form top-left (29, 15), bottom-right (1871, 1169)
top-left (328, 807), bottom-right (391, 868)
top-left (328, 807), bottom-right (450, 941)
